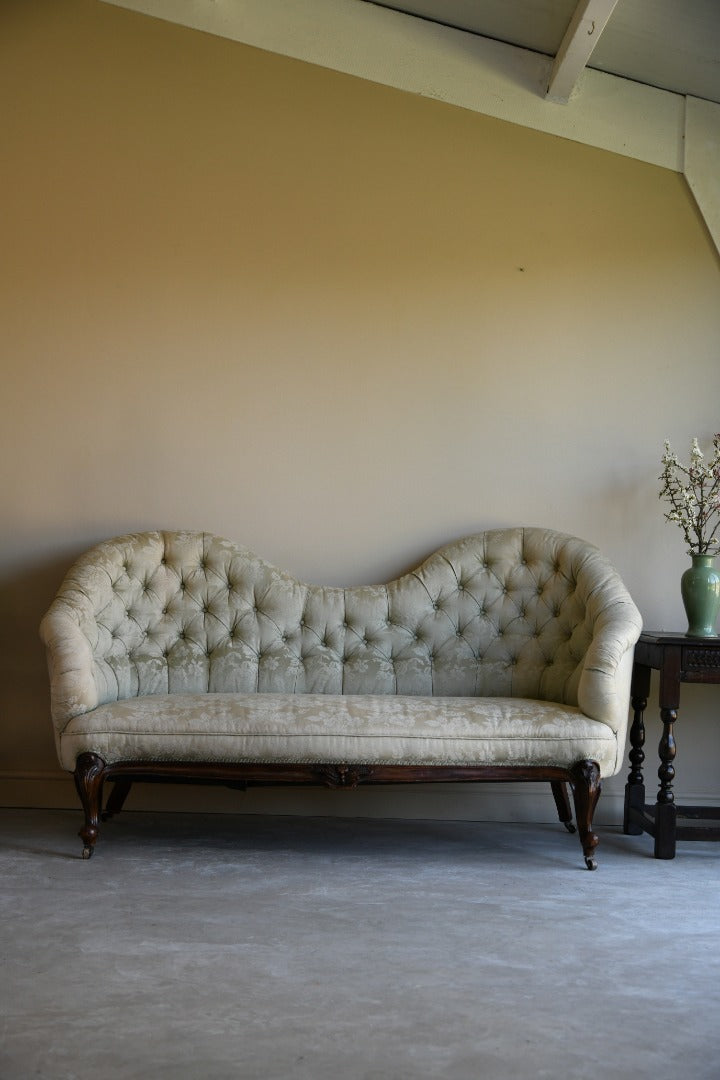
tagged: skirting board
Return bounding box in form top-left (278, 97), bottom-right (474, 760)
top-left (1, 770), bottom-right (702, 827)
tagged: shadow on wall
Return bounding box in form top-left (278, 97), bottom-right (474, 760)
top-left (0, 553), bottom-right (85, 774)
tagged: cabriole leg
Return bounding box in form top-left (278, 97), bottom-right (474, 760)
top-left (73, 753), bottom-right (107, 859)
top-left (550, 780), bottom-right (576, 833)
top-left (570, 760), bottom-right (602, 870)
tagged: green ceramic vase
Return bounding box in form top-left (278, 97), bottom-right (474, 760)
top-left (681, 554), bottom-right (720, 637)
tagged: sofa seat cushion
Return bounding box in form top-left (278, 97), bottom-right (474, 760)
top-left (57, 693), bottom-right (620, 774)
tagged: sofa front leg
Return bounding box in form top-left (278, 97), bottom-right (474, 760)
top-left (570, 761), bottom-right (602, 870)
top-left (73, 753), bottom-right (107, 859)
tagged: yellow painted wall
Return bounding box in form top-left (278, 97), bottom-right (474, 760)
top-left (2, 0), bottom-right (719, 819)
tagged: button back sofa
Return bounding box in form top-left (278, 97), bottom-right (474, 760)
top-left (39, 527), bottom-right (642, 869)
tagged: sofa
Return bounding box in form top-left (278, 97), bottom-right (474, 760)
top-left (39, 527), bottom-right (642, 868)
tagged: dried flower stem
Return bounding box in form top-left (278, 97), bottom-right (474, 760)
top-left (659, 435), bottom-right (720, 555)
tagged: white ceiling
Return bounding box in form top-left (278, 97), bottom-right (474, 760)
top-left (365, 0), bottom-right (720, 105)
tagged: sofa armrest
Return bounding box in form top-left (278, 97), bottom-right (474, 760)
top-left (40, 601), bottom-right (99, 732)
top-left (577, 596), bottom-right (642, 747)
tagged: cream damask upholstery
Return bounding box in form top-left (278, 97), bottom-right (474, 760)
top-left (40, 527), bottom-right (642, 865)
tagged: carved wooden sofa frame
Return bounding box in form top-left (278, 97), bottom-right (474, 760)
top-left (41, 527), bottom-right (642, 869)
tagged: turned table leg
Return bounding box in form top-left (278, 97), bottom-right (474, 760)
top-left (624, 661), bottom-right (650, 835)
top-left (652, 644), bottom-right (681, 860)
top-left (654, 707), bottom-right (678, 859)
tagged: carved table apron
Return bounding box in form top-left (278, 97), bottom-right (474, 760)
top-left (623, 630), bottom-right (720, 858)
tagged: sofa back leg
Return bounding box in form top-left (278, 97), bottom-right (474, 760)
top-left (102, 779), bottom-right (133, 821)
top-left (550, 780), bottom-right (576, 833)
top-left (73, 753), bottom-right (107, 859)
top-left (569, 760), bottom-right (602, 870)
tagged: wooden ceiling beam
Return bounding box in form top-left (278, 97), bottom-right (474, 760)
top-left (546, 0), bottom-right (620, 103)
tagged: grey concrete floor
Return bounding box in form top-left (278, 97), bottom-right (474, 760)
top-left (1, 808), bottom-right (719, 1080)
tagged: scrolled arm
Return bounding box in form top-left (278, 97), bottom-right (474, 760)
top-left (40, 600), bottom-right (99, 732)
top-left (577, 595), bottom-right (643, 742)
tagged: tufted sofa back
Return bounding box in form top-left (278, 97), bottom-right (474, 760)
top-left (41, 528), bottom-right (641, 734)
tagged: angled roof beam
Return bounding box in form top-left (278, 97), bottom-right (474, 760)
top-left (546, 0), bottom-right (620, 103)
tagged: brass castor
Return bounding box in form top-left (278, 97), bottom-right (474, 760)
top-left (585, 856), bottom-right (597, 871)
top-left (82, 846), bottom-right (94, 860)
top-left (564, 821), bottom-right (577, 834)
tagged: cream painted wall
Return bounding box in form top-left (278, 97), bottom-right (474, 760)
top-left (1, 0), bottom-right (719, 823)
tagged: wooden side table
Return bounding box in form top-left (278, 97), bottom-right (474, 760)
top-left (623, 630), bottom-right (720, 858)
